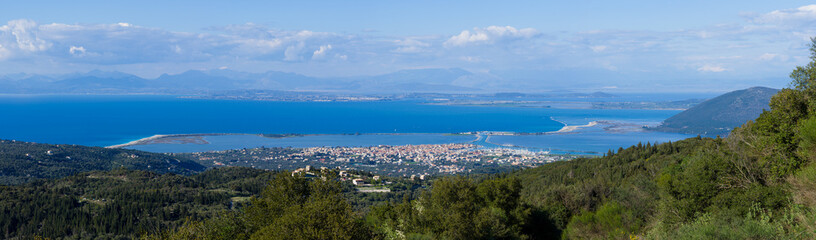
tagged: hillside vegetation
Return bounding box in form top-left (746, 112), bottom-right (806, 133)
top-left (0, 167), bottom-right (276, 239)
top-left (0, 140), bottom-right (205, 185)
top-left (653, 86), bottom-right (778, 136)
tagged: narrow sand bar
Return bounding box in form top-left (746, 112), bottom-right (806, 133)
top-left (548, 119), bottom-right (599, 134)
top-left (106, 134), bottom-right (169, 149)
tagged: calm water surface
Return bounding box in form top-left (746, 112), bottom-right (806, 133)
top-left (0, 95), bottom-right (694, 153)
top-left (0, 95), bottom-right (564, 146)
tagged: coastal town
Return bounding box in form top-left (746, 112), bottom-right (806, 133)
top-left (176, 143), bottom-right (575, 177)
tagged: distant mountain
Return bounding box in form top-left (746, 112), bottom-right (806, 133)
top-left (491, 91), bottom-right (619, 98)
top-left (153, 70), bottom-right (255, 90)
top-left (651, 86), bottom-right (779, 136)
top-left (365, 68), bottom-right (471, 85)
top-left (347, 68), bottom-right (481, 93)
top-left (0, 68), bottom-right (489, 94)
top-left (60, 70), bottom-right (142, 79)
top-left (561, 91), bottom-right (619, 98)
top-left (0, 140), bottom-right (205, 185)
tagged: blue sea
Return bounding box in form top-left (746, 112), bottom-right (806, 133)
top-left (0, 95), bottom-right (695, 153)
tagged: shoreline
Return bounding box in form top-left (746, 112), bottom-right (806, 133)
top-left (106, 135), bottom-right (170, 149)
top-left (106, 133), bottom-right (238, 148)
top-left (106, 119), bottom-right (646, 150)
top-left (547, 117), bottom-right (600, 134)
top-left (106, 132), bottom-right (483, 149)
top-left (105, 122), bottom-right (604, 149)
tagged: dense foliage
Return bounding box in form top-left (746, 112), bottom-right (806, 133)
top-left (147, 172), bottom-right (374, 240)
top-left (149, 172), bottom-right (534, 240)
top-left (0, 140), bottom-right (205, 185)
top-left (0, 167), bottom-right (276, 239)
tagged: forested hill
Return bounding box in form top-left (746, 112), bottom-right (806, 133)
top-left (0, 139), bottom-right (205, 185)
top-left (0, 168), bottom-right (278, 239)
top-left (652, 86), bottom-right (778, 136)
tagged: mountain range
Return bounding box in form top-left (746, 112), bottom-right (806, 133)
top-left (0, 68), bottom-right (501, 94)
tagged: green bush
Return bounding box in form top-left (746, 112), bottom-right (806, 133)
top-left (562, 201), bottom-right (638, 239)
top-left (647, 204), bottom-right (816, 240)
top-left (798, 117), bottom-right (816, 161)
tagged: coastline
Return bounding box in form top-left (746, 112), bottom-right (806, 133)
top-left (106, 133), bottom-right (235, 149)
top-left (107, 119), bottom-right (644, 151)
top-left (107, 122), bottom-right (602, 149)
top-left (106, 134), bottom-right (169, 149)
top-left (547, 117), bottom-right (600, 134)
top-left (106, 124), bottom-right (690, 156)
top-left (107, 132), bottom-right (482, 149)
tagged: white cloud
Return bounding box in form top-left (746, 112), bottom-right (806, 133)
top-left (459, 56), bottom-right (483, 63)
top-left (752, 5), bottom-right (816, 24)
top-left (238, 39), bottom-right (284, 52)
top-left (394, 38), bottom-right (430, 53)
top-left (0, 44), bottom-right (9, 60)
top-left (682, 55), bottom-right (743, 61)
top-left (601, 62), bottom-right (618, 71)
top-left (312, 44), bottom-right (332, 59)
top-left (759, 53), bottom-right (777, 61)
top-left (444, 26), bottom-right (538, 47)
top-left (590, 45), bottom-right (607, 52)
top-left (0, 3), bottom-right (814, 86)
top-left (758, 53), bottom-right (788, 61)
top-left (6, 19), bottom-right (51, 52)
top-left (697, 65), bottom-right (727, 72)
top-left (69, 46), bottom-right (86, 56)
top-left (284, 42), bottom-right (305, 61)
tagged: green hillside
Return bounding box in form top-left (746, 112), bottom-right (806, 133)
top-left (652, 86), bottom-right (778, 136)
top-left (0, 140), bottom-right (206, 185)
top-left (0, 167), bottom-right (276, 239)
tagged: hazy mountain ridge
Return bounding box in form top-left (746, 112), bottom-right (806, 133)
top-left (0, 68), bottom-right (494, 94)
top-left (652, 86), bottom-right (779, 136)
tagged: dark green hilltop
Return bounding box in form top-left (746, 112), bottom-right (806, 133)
top-left (0, 139), bottom-right (205, 185)
top-left (652, 86), bottom-right (779, 136)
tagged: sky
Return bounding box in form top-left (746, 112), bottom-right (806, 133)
top-left (1, 1), bottom-right (816, 92)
